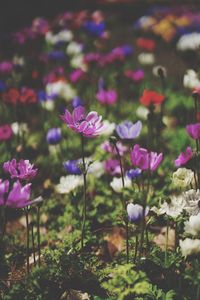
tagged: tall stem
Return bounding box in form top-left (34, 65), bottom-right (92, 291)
top-left (114, 144), bottom-right (129, 263)
top-left (81, 135), bottom-right (87, 250)
top-left (31, 222), bottom-right (36, 266)
top-left (25, 209), bottom-right (30, 274)
top-left (37, 205), bottom-right (41, 266)
top-left (165, 219), bottom-right (169, 267)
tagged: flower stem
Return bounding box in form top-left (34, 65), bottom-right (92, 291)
top-left (31, 222), bottom-right (36, 267)
top-left (165, 219), bottom-right (169, 267)
top-left (114, 144), bottom-right (129, 263)
top-left (25, 209), bottom-right (30, 274)
top-left (134, 233), bottom-right (138, 263)
top-left (81, 135), bottom-right (87, 250)
top-left (37, 205), bottom-right (41, 266)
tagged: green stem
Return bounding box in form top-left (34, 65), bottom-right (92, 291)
top-left (165, 219), bottom-right (169, 267)
top-left (81, 135), bottom-right (87, 250)
top-left (114, 143), bottom-right (129, 263)
top-left (196, 285), bottom-right (200, 300)
top-left (134, 233), bottom-right (138, 263)
top-left (31, 222), bottom-right (36, 267)
top-left (25, 209), bottom-right (30, 274)
top-left (37, 206), bottom-right (41, 266)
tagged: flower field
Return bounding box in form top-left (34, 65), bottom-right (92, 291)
top-left (0, 3), bottom-right (200, 300)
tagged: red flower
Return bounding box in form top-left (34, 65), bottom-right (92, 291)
top-left (2, 88), bottom-right (20, 105)
top-left (20, 87), bottom-right (37, 104)
top-left (140, 89), bottom-right (165, 107)
top-left (136, 38), bottom-right (156, 51)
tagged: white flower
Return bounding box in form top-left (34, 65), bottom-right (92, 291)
top-left (87, 161), bottom-right (104, 178)
top-left (136, 106), bottom-right (149, 120)
top-left (180, 238), bottom-right (200, 258)
top-left (66, 41), bottom-right (83, 56)
top-left (46, 81), bottom-right (76, 101)
top-left (45, 30), bottom-right (73, 45)
top-left (70, 54), bottom-right (87, 71)
top-left (183, 69), bottom-right (200, 89)
top-left (110, 176), bottom-right (132, 193)
top-left (183, 189), bottom-right (200, 216)
top-left (13, 55), bottom-right (25, 66)
top-left (138, 52), bottom-right (155, 65)
top-left (11, 122), bottom-right (28, 136)
top-left (40, 100), bottom-right (55, 111)
top-left (56, 175), bottom-right (83, 194)
top-left (151, 195), bottom-right (186, 218)
top-left (184, 213), bottom-right (200, 236)
top-left (100, 120), bottom-right (115, 136)
top-left (152, 65), bottom-right (167, 78)
top-left (177, 32), bottom-right (200, 52)
top-left (172, 168), bottom-right (194, 189)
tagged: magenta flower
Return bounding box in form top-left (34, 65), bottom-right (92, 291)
top-left (174, 146), bottom-right (193, 167)
top-left (69, 69), bottom-right (85, 83)
top-left (96, 89), bottom-right (117, 105)
top-left (186, 123), bottom-right (200, 140)
top-left (3, 159), bottom-right (38, 180)
top-left (0, 124), bottom-right (13, 141)
top-left (6, 181), bottom-right (32, 208)
top-left (61, 106), bottom-right (104, 137)
top-left (103, 159), bottom-right (121, 175)
top-left (131, 144), bottom-right (163, 171)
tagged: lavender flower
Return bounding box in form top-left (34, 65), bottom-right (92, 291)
top-left (46, 128), bottom-right (62, 145)
top-left (63, 160), bottom-right (82, 175)
top-left (116, 121), bottom-right (142, 139)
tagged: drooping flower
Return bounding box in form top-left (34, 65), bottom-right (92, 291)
top-left (46, 128), bottom-right (62, 145)
top-left (130, 144), bottom-right (163, 171)
top-left (0, 124), bottom-right (13, 141)
top-left (61, 106), bottom-right (104, 137)
top-left (186, 123), bottom-right (200, 140)
top-left (180, 238), bottom-right (200, 258)
top-left (3, 159), bottom-right (38, 180)
top-left (116, 121), bottom-right (142, 140)
top-left (184, 213), bottom-right (200, 236)
top-left (127, 203), bottom-right (149, 223)
top-left (140, 89), bottom-right (165, 107)
top-left (172, 168), bottom-right (194, 189)
top-left (174, 147), bottom-right (193, 167)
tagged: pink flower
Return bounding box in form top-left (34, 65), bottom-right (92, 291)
top-left (101, 140), bottom-right (127, 156)
top-left (103, 159), bottom-right (121, 175)
top-left (61, 106), bottom-right (104, 137)
top-left (131, 144), bottom-right (163, 171)
top-left (174, 146), bottom-right (193, 167)
top-left (3, 159), bottom-right (38, 180)
top-left (6, 181), bottom-right (32, 208)
top-left (0, 124), bottom-right (13, 141)
top-left (96, 89), bottom-right (117, 105)
top-left (186, 123), bottom-right (200, 140)
top-left (124, 69), bottom-right (144, 83)
top-left (69, 69), bottom-right (85, 83)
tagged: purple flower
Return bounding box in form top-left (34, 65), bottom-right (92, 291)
top-left (46, 128), bottom-right (62, 145)
top-left (186, 123), bottom-right (200, 140)
top-left (103, 159), bottom-right (121, 176)
top-left (116, 121), bottom-right (142, 139)
top-left (174, 146), bottom-right (193, 167)
top-left (127, 203), bottom-right (149, 223)
top-left (126, 168), bottom-right (141, 180)
top-left (0, 61), bottom-right (13, 74)
top-left (61, 106), bottom-right (104, 137)
top-left (72, 96), bottom-right (83, 108)
top-left (63, 160), bottom-right (82, 175)
top-left (69, 69), bottom-right (85, 83)
top-left (3, 159), bottom-right (38, 180)
top-left (130, 144), bottom-right (163, 171)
